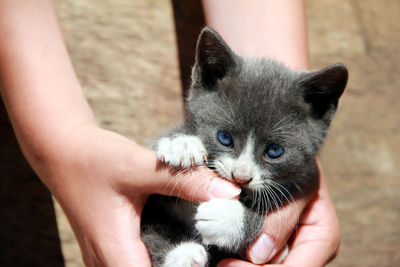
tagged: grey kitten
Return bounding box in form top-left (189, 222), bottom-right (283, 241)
top-left (141, 27), bottom-right (348, 267)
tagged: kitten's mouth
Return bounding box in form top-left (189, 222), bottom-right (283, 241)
top-left (209, 166), bottom-right (251, 189)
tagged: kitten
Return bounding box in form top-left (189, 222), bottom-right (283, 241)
top-left (141, 27), bottom-right (348, 267)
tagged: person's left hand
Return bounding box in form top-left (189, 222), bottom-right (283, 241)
top-left (217, 163), bottom-right (340, 267)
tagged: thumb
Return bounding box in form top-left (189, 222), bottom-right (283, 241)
top-left (245, 161), bottom-right (323, 265)
top-left (120, 143), bottom-right (241, 202)
top-left (157, 165), bottom-right (242, 202)
top-left (246, 197), bottom-right (308, 264)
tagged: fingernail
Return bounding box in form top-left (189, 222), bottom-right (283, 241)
top-left (249, 234), bottom-right (275, 264)
top-left (270, 244), bottom-right (289, 264)
top-left (208, 178), bottom-right (241, 198)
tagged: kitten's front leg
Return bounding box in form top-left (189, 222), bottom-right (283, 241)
top-left (155, 135), bottom-right (207, 168)
top-left (162, 242), bottom-right (208, 267)
top-left (195, 199), bottom-right (263, 252)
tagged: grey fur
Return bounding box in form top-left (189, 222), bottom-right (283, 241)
top-left (141, 27), bottom-right (348, 266)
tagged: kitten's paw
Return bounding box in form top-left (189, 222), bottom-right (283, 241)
top-left (195, 199), bottom-right (245, 249)
top-left (162, 242), bottom-right (207, 267)
top-left (156, 135), bottom-right (207, 168)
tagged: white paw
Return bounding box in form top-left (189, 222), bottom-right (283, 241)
top-left (156, 135), bottom-right (207, 168)
top-left (195, 199), bottom-right (245, 249)
top-left (162, 242), bottom-right (207, 267)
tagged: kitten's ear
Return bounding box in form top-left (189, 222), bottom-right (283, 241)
top-left (299, 64), bottom-right (348, 119)
top-left (194, 27), bottom-right (236, 88)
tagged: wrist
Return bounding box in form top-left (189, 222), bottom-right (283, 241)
top-left (22, 120), bottom-right (99, 190)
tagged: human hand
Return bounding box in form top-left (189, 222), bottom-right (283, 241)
top-left (44, 124), bottom-right (241, 267)
top-left (217, 162), bottom-right (340, 267)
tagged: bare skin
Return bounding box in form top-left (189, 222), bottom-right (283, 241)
top-left (0, 1), bottom-right (240, 266)
top-left (0, 0), bottom-right (339, 266)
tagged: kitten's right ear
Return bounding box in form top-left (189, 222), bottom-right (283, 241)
top-left (299, 64), bottom-right (348, 119)
top-left (194, 27), bottom-right (236, 88)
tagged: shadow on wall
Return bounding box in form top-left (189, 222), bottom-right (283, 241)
top-left (171, 0), bottom-right (206, 96)
top-left (0, 100), bottom-right (65, 267)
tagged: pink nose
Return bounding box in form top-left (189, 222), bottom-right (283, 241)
top-left (232, 165), bottom-right (253, 184)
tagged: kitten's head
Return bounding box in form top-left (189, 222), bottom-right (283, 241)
top-left (187, 28), bottom-right (348, 200)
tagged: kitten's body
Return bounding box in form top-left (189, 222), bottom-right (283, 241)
top-left (141, 28), bottom-right (348, 267)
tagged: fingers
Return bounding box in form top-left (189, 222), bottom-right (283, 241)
top-left (218, 175), bottom-right (339, 267)
top-left (217, 258), bottom-right (288, 267)
top-left (118, 142), bottom-right (241, 202)
top-left (270, 244), bottom-right (289, 264)
top-left (283, 170), bottom-right (340, 267)
top-left (245, 197), bottom-right (308, 264)
top-left (155, 165), bottom-right (242, 202)
top-left (77, 195), bottom-right (152, 267)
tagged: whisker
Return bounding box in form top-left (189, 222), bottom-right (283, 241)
top-left (263, 185), bottom-right (283, 241)
top-left (268, 180), bottom-right (300, 231)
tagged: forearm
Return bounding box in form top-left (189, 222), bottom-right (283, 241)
top-left (202, 0), bottom-right (309, 70)
top-left (0, 0), bottom-right (95, 183)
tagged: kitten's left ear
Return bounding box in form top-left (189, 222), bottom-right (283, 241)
top-left (194, 27), bottom-right (236, 88)
top-left (299, 64), bottom-right (348, 119)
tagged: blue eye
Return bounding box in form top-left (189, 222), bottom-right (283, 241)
top-left (217, 130), bottom-right (233, 147)
top-left (265, 144), bottom-right (285, 159)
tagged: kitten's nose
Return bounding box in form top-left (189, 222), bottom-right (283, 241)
top-left (232, 165), bottom-right (253, 184)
